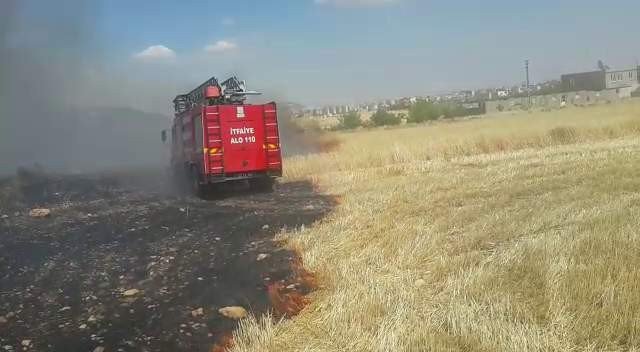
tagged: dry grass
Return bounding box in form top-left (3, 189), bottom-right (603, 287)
top-left (285, 102), bottom-right (640, 179)
top-left (232, 100), bottom-right (640, 351)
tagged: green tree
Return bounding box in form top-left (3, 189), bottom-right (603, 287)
top-left (337, 112), bottom-right (361, 130)
top-left (370, 110), bottom-right (401, 127)
top-left (408, 101), bottom-right (440, 123)
top-left (440, 104), bottom-right (467, 118)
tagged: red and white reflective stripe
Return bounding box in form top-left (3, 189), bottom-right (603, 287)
top-left (208, 126), bottom-right (221, 129)
top-left (210, 166), bottom-right (224, 170)
top-left (266, 136), bottom-right (279, 139)
top-left (268, 162), bottom-right (281, 165)
top-left (265, 123), bottom-right (277, 126)
top-left (264, 110), bottom-right (276, 113)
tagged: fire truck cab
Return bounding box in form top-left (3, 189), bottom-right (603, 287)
top-left (165, 76), bottom-right (282, 196)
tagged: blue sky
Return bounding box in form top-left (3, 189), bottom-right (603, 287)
top-left (12, 0), bottom-right (640, 111)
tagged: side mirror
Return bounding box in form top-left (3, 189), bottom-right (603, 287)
top-left (161, 130), bottom-right (167, 143)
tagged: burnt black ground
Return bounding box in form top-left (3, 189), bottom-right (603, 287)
top-left (0, 172), bottom-right (335, 352)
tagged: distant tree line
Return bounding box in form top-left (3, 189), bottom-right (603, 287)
top-left (332, 101), bottom-right (481, 130)
top-left (370, 110), bottom-right (401, 126)
top-left (333, 110), bottom-right (401, 130)
top-left (335, 112), bottom-right (363, 130)
top-left (407, 101), bottom-right (471, 123)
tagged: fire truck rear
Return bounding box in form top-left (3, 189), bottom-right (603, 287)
top-left (163, 76), bottom-right (282, 196)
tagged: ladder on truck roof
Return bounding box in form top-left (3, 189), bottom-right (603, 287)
top-left (173, 76), bottom-right (261, 113)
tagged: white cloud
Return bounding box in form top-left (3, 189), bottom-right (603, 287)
top-left (133, 45), bottom-right (176, 61)
top-left (204, 40), bottom-right (238, 53)
top-left (221, 18), bottom-right (236, 26)
top-left (314, 0), bottom-right (399, 6)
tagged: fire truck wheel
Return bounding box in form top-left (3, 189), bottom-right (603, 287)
top-left (190, 167), bottom-right (206, 197)
top-left (249, 177), bottom-right (274, 193)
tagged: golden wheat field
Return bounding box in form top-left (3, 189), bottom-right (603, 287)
top-left (233, 100), bottom-right (640, 352)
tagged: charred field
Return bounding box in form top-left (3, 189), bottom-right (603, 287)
top-left (0, 170), bottom-right (335, 352)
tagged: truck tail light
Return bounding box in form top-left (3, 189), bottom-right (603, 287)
top-left (263, 103), bottom-right (282, 172)
top-left (205, 106), bottom-right (224, 174)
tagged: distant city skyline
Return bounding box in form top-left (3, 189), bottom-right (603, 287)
top-left (6, 0), bottom-right (640, 113)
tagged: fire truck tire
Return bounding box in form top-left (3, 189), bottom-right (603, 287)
top-left (190, 167), bottom-right (206, 198)
top-left (249, 177), bottom-right (275, 193)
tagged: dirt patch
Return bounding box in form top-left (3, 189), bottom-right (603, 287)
top-left (0, 172), bottom-right (335, 352)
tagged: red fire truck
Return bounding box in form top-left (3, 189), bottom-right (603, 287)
top-left (163, 76), bottom-right (282, 196)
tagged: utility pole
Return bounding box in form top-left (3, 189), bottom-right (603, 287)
top-left (525, 59), bottom-right (531, 107)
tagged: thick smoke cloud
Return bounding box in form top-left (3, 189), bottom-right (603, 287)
top-left (248, 94), bottom-right (322, 156)
top-left (0, 1), bottom-right (169, 175)
top-left (0, 1), bottom-right (322, 176)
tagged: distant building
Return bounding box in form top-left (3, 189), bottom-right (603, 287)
top-left (496, 88), bottom-right (511, 98)
top-left (459, 90), bottom-right (474, 101)
top-left (606, 68), bottom-right (639, 89)
top-left (561, 71), bottom-right (606, 91)
top-left (461, 101), bottom-right (486, 115)
top-left (561, 67), bottom-right (639, 92)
